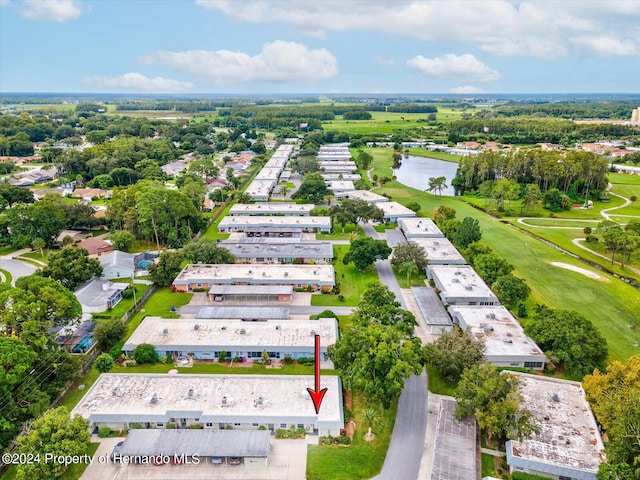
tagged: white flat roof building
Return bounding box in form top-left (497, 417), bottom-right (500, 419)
top-left (377, 201), bottom-right (417, 221)
top-left (319, 161), bottom-right (356, 173)
top-left (229, 203), bottom-right (315, 216)
top-left (335, 190), bottom-right (388, 203)
top-left (327, 180), bottom-right (356, 193)
top-left (245, 179), bottom-right (276, 201)
top-left (255, 167), bottom-right (283, 181)
top-left (398, 217), bottom-right (444, 238)
top-left (411, 237), bottom-right (466, 265)
top-left (172, 264), bottom-right (335, 291)
top-left (448, 306), bottom-right (546, 369)
top-left (427, 265), bottom-right (498, 306)
top-left (218, 215), bottom-right (331, 233)
top-left (505, 373), bottom-right (605, 480)
top-left (71, 373), bottom-right (344, 436)
top-left (123, 317), bottom-right (338, 361)
top-left (220, 240), bottom-right (333, 263)
top-left (322, 173), bottom-right (361, 181)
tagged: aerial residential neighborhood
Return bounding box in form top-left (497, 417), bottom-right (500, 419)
top-left (1, 2), bottom-right (640, 480)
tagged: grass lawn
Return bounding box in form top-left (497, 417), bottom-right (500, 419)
top-left (405, 148), bottom-right (463, 163)
top-left (316, 224), bottom-right (364, 240)
top-left (0, 268), bottom-right (12, 285)
top-left (518, 218), bottom-right (601, 228)
top-left (137, 286), bottom-right (192, 319)
top-left (481, 453), bottom-right (498, 478)
top-left (111, 362), bottom-right (336, 376)
top-left (306, 389), bottom-right (398, 480)
top-left (14, 256), bottom-right (44, 268)
top-left (0, 246), bottom-right (16, 256)
top-left (311, 244), bottom-right (379, 306)
top-left (21, 251), bottom-right (49, 263)
top-left (373, 182), bottom-right (640, 362)
top-left (426, 365), bottom-right (459, 396)
top-left (373, 222), bottom-right (397, 232)
top-left (91, 283), bottom-right (151, 320)
top-left (1, 443), bottom-right (99, 480)
top-left (60, 368), bottom-right (101, 411)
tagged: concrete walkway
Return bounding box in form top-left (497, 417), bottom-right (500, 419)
top-left (481, 447), bottom-right (506, 457)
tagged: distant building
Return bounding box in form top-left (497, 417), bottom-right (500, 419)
top-left (220, 239), bottom-right (333, 264)
top-left (99, 250), bottom-right (137, 279)
top-left (74, 278), bottom-right (127, 313)
top-left (411, 237), bottom-right (466, 265)
top-left (122, 317), bottom-right (337, 362)
top-left (631, 107), bottom-right (640, 124)
top-left (326, 180), bottom-right (355, 193)
top-left (448, 305), bottom-right (546, 369)
top-left (427, 265), bottom-right (498, 306)
top-left (229, 203), bottom-right (315, 216)
top-left (76, 237), bottom-right (114, 257)
top-left (398, 218), bottom-right (444, 239)
top-left (377, 201), bottom-right (417, 222)
top-left (505, 372), bottom-right (605, 480)
top-left (335, 189), bottom-right (388, 203)
top-left (172, 264), bottom-right (335, 293)
top-left (218, 215), bottom-right (331, 234)
top-left (71, 373), bottom-right (344, 436)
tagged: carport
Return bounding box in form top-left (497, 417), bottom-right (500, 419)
top-left (118, 429), bottom-right (271, 466)
top-left (208, 285), bottom-right (293, 304)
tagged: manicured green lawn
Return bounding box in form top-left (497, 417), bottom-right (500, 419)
top-left (306, 389), bottom-right (398, 480)
top-left (0, 268), bottom-right (12, 285)
top-left (518, 218), bottom-right (600, 228)
top-left (60, 368), bottom-right (101, 412)
top-left (0, 246), bottom-right (16, 256)
top-left (111, 362), bottom-right (336, 376)
top-left (405, 148), bottom-right (463, 163)
top-left (481, 453), bottom-right (498, 478)
top-left (373, 182), bottom-right (640, 363)
top-left (426, 365), bottom-right (459, 396)
top-left (14, 256), bottom-right (44, 268)
top-left (316, 223), bottom-right (364, 240)
top-left (136, 286), bottom-right (192, 319)
top-left (311, 244), bottom-right (379, 306)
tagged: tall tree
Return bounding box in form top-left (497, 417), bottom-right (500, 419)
top-left (525, 306), bottom-right (608, 376)
top-left (425, 327), bottom-right (485, 381)
top-left (148, 250), bottom-right (184, 286)
top-left (433, 205), bottom-right (456, 224)
top-left (454, 216), bottom-right (482, 249)
top-left (455, 363), bottom-right (538, 442)
top-left (183, 238), bottom-right (235, 264)
top-left (473, 253), bottom-right (514, 285)
top-left (353, 281), bottom-right (417, 335)
top-left (329, 199), bottom-right (383, 232)
top-left (343, 237), bottom-right (391, 271)
top-left (40, 247), bottom-right (102, 290)
top-left (14, 407), bottom-right (90, 480)
top-left (427, 176), bottom-right (448, 196)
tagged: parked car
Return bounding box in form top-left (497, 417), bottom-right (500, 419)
top-left (110, 441), bottom-right (124, 461)
top-left (228, 457), bottom-right (242, 465)
top-left (211, 457), bottom-right (224, 465)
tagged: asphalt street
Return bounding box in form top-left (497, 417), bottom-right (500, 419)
top-left (0, 258), bottom-right (37, 285)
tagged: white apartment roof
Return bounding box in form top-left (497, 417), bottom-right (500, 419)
top-left (208, 285), bottom-right (293, 296)
top-left (506, 373), bottom-right (605, 477)
top-left (448, 306), bottom-right (545, 358)
top-left (398, 218), bottom-right (444, 238)
top-left (71, 373), bottom-right (343, 428)
top-left (322, 173), bottom-right (361, 181)
top-left (245, 179), bottom-right (276, 199)
top-left (229, 203), bottom-right (315, 216)
top-left (255, 167), bottom-right (283, 181)
top-left (173, 264), bottom-right (335, 286)
top-left (427, 265), bottom-right (497, 300)
top-left (218, 215), bottom-right (331, 230)
top-left (335, 190), bottom-right (387, 203)
top-left (327, 180), bottom-right (356, 192)
top-left (377, 201), bottom-right (417, 219)
top-left (411, 238), bottom-right (466, 264)
top-left (123, 317), bottom-right (337, 351)
top-left (220, 241), bottom-right (333, 259)
top-left (319, 161), bottom-right (356, 168)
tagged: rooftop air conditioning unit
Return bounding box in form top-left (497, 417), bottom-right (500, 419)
top-left (149, 394), bottom-right (158, 404)
top-left (240, 329), bottom-right (246, 335)
top-left (194, 324), bottom-right (200, 330)
top-left (310, 330), bottom-right (316, 336)
top-left (489, 313), bottom-right (496, 319)
top-left (452, 278), bottom-right (460, 283)
top-left (275, 325), bottom-right (281, 330)
top-left (187, 388), bottom-right (194, 397)
top-left (502, 338), bottom-right (513, 344)
top-left (162, 328), bottom-right (169, 334)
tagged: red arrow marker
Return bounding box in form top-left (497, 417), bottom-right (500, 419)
top-left (307, 334), bottom-right (328, 414)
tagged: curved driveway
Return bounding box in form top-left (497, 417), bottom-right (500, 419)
top-left (0, 258), bottom-right (37, 285)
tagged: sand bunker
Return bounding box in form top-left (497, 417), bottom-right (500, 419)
top-left (550, 262), bottom-right (607, 281)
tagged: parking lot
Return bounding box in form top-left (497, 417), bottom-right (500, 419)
top-left (81, 436), bottom-right (309, 479)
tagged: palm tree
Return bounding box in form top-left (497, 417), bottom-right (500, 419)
top-left (32, 237), bottom-right (46, 259)
top-left (347, 231), bottom-right (359, 243)
top-left (400, 261), bottom-right (418, 287)
top-left (427, 176), bottom-right (448, 196)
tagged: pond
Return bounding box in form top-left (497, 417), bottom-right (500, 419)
top-left (392, 155), bottom-right (460, 196)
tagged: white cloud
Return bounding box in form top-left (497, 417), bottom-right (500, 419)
top-left (139, 41), bottom-right (338, 85)
top-left (450, 85), bottom-right (486, 94)
top-left (81, 73), bottom-right (195, 93)
top-left (375, 56), bottom-right (395, 66)
top-left (195, 0), bottom-right (640, 59)
top-left (19, 0), bottom-right (85, 22)
top-left (0, 0), bottom-right (10, 7)
top-left (407, 54), bottom-right (500, 83)
top-left (571, 35), bottom-right (637, 56)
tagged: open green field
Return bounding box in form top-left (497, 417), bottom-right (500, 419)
top-left (405, 148), bottom-right (463, 163)
top-left (306, 389), bottom-right (398, 480)
top-left (311, 244), bottom-right (378, 306)
top-left (518, 218), bottom-right (601, 228)
top-left (111, 362), bottom-right (335, 376)
top-left (372, 181), bottom-right (640, 362)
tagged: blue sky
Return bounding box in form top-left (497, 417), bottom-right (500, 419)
top-left (1, 0), bottom-right (639, 94)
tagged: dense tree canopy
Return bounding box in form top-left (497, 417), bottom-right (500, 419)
top-left (183, 238), bottom-right (235, 264)
top-left (343, 237), bottom-right (392, 271)
top-left (525, 306), bottom-right (608, 376)
top-left (148, 250), bottom-right (184, 286)
top-left (390, 242), bottom-right (428, 274)
top-left (40, 247), bottom-right (102, 290)
top-left (15, 407), bottom-right (90, 480)
top-left (455, 363), bottom-right (538, 442)
top-left (329, 198), bottom-right (383, 232)
top-left (425, 327), bottom-right (485, 381)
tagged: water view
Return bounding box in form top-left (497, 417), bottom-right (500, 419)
top-left (392, 155), bottom-right (460, 196)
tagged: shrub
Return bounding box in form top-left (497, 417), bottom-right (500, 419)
top-left (95, 353), bottom-right (114, 373)
top-left (218, 351), bottom-right (229, 361)
top-left (338, 294), bottom-right (345, 302)
top-left (121, 288), bottom-right (134, 299)
top-left (166, 423), bottom-right (176, 429)
top-left (133, 343), bottom-right (159, 364)
top-left (283, 355), bottom-right (293, 365)
top-left (630, 195), bottom-right (637, 202)
top-left (129, 423), bottom-right (142, 429)
top-left (98, 427), bottom-right (112, 438)
top-left (583, 226), bottom-right (592, 235)
top-left (315, 309), bottom-right (338, 319)
top-left (258, 425), bottom-right (267, 430)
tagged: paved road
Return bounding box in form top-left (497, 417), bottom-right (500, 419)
top-left (374, 371), bottom-right (428, 480)
top-left (0, 258), bottom-right (37, 285)
top-left (359, 220), bottom-right (428, 480)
